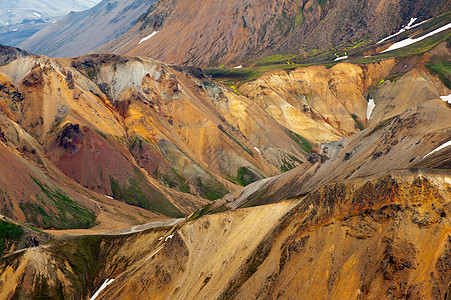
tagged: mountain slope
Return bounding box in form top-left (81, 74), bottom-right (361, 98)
top-left (0, 0), bottom-right (100, 25)
top-left (18, 0), bottom-right (153, 58)
top-left (97, 0), bottom-right (450, 67)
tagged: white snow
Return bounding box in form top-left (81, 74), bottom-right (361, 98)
top-left (165, 235), bottom-right (174, 241)
top-left (334, 56), bottom-right (348, 62)
top-left (381, 22), bottom-right (451, 53)
top-left (138, 31), bottom-right (159, 45)
top-left (440, 94), bottom-right (451, 104)
top-left (233, 65), bottom-right (243, 69)
top-left (12, 28), bottom-right (18, 32)
top-left (364, 55), bottom-right (372, 58)
top-left (253, 147), bottom-right (262, 154)
top-left (377, 18), bottom-right (417, 44)
top-left (105, 195), bottom-right (114, 200)
top-left (158, 237), bottom-right (163, 241)
top-left (366, 99), bottom-right (376, 120)
top-left (33, 12), bottom-right (41, 18)
top-left (422, 140), bottom-right (451, 159)
top-left (90, 278), bottom-right (115, 300)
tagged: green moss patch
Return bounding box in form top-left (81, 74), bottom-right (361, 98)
top-left (426, 55), bottom-right (451, 89)
top-left (110, 173), bottom-right (184, 218)
top-left (25, 176), bottom-right (96, 229)
top-left (0, 220), bottom-right (23, 256)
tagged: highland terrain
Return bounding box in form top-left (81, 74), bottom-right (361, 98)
top-left (0, 0), bottom-right (449, 299)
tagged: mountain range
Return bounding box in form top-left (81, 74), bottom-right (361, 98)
top-left (0, 0), bottom-right (100, 25)
top-left (18, 0), bottom-right (154, 58)
top-left (0, 0), bottom-right (449, 299)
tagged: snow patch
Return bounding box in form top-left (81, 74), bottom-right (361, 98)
top-left (366, 99), bottom-right (376, 120)
top-left (440, 94), bottom-right (451, 104)
top-left (377, 18), bottom-right (418, 44)
top-left (33, 12), bottom-right (41, 18)
top-left (158, 237), bottom-right (163, 241)
top-left (334, 56), bottom-right (348, 62)
top-left (381, 22), bottom-right (451, 53)
top-left (105, 195), bottom-right (114, 200)
top-left (254, 147), bottom-right (262, 154)
top-left (422, 140), bottom-right (451, 159)
top-left (165, 235), bottom-right (174, 241)
top-left (138, 31), bottom-right (159, 45)
top-left (12, 28), bottom-right (18, 32)
top-left (233, 65), bottom-right (243, 69)
top-left (90, 278), bottom-right (115, 300)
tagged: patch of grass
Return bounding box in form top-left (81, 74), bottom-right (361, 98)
top-left (287, 131), bottom-right (312, 154)
top-left (27, 175), bottom-right (96, 229)
top-left (187, 203), bottom-right (214, 222)
top-left (194, 176), bottom-right (228, 201)
top-left (351, 114), bottom-right (365, 131)
top-left (109, 173), bottom-right (184, 218)
top-left (426, 55), bottom-right (451, 89)
top-left (161, 168), bottom-right (191, 194)
top-left (280, 155), bottom-right (303, 172)
top-left (237, 167), bottom-right (260, 187)
top-left (0, 219), bottom-right (23, 256)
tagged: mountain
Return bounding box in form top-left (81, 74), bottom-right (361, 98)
top-left (0, 19), bottom-right (50, 46)
top-left (1, 82), bottom-right (449, 299)
top-left (0, 3), bottom-right (450, 299)
top-left (97, 0), bottom-right (450, 67)
top-left (18, 0), bottom-right (155, 58)
top-left (0, 0), bottom-right (100, 26)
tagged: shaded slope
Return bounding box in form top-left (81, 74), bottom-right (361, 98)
top-left (0, 0), bottom-right (100, 25)
top-left (0, 44), bottom-right (33, 66)
top-left (19, 0), bottom-right (153, 58)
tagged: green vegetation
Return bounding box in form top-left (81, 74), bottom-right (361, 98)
top-left (351, 114), bottom-right (365, 131)
top-left (426, 55), bottom-right (451, 89)
top-left (161, 168), bottom-right (190, 194)
top-left (287, 131), bottom-right (312, 154)
top-left (25, 175), bottom-right (96, 229)
top-left (280, 155), bottom-right (303, 172)
top-left (194, 176), bottom-right (228, 201)
top-left (0, 220), bottom-right (23, 256)
top-left (187, 203), bottom-right (214, 222)
top-left (110, 172), bottom-right (184, 218)
top-left (237, 167), bottom-right (260, 187)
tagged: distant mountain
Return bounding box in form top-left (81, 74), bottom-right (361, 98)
top-left (0, 19), bottom-right (51, 46)
top-left (18, 0), bottom-right (153, 58)
top-left (0, 0), bottom-right (100, 26)
top-left (97, 0), bottom-right (449, 67)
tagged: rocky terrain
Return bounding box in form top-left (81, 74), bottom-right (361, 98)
top-left (18, 0), bottom-right (154, 58)
top-left (0, 4), bottom-right (449, 299)
top-left (97, 0), bottom-right (450, 67)
top-left (0, 44), bottom-right (32, 66)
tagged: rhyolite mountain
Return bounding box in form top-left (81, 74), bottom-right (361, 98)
top-left (18, 0), bottom-right (154, 58)
top-left (97, 0), bottom-right (450, 67)
top-left (0, 3), bottom-right (450, 300)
